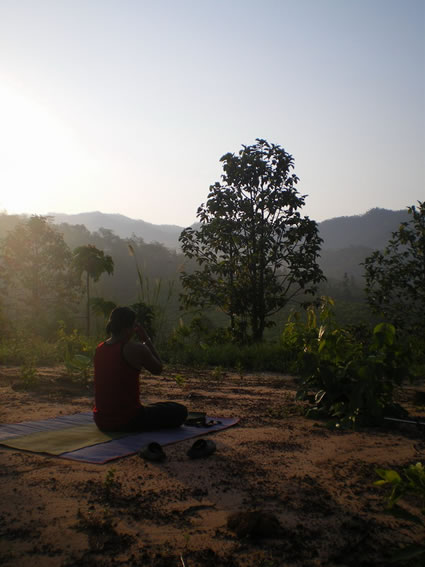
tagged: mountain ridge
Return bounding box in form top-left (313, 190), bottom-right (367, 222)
top-left (49, 211), bottom-right (187, 249)
top-left (50, 207), bottom-right (409, 252)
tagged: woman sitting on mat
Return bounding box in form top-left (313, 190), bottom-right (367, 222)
top-left (93, 306), bottom-right (187, 432)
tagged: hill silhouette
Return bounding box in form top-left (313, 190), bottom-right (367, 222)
top-left (49, 211), bottom-right (185, 250)
top-left (1, 207), bottom-right (411, 283)
top-left (318, 207), bottom-right (409, 250)
top-left (50, 207), bottom-right (409, 253)
top-left (317, 207), bottom-right (409, 279)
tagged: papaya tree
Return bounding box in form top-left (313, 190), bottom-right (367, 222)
top-left (73, 245), bottom-right (114, 336)
top-left (179, 139), bottom-right (325, 342)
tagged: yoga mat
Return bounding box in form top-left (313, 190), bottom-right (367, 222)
top-left (1, 424), bottom-right (125, 455)
top-left (0, 412), bottom-right (239, 464)
top-left (0, 412), bottom-right (94, 441)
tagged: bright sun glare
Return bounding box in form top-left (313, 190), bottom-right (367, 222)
top-left (0, 84), bottom-right (80, 214)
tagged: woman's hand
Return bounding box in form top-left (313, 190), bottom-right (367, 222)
top-left (134, 323), bottom-right (150, 343)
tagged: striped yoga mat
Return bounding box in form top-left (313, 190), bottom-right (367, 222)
top-left (0, 412), bottom-right (239, 464)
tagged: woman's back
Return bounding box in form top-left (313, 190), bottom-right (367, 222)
top-left (93, 339), bottom-right (141, 430)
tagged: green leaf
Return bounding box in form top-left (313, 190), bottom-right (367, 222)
top-left (375, 468), bottom-right (402, 483)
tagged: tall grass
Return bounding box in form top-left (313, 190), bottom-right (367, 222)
top-left (164, 340), bottom-right (293, 373)
top-left (128, 243), bottom-right (176, 343)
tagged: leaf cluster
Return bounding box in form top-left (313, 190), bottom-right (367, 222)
top-left (375, 463), bottom-right (425, 563)
top-left (73, 245), bottom-right (114, 281)
top-left (56, 322), bottom-right (96, 384)
top-left (294, 299), bottom-right (411, 427)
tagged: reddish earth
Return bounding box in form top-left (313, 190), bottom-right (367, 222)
top-left (0, 365), bottom-right (424, 567)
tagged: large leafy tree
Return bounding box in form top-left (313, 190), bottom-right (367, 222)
top-left (1, 215), bottom-right (79, 333)
top-left (363, 201), bottom-right (425, 336)
top-left (73, 245), bottom-right (114, 336)
top-left (179, 139), bottom-right (325, 341)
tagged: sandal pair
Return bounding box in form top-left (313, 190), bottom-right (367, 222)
top-left (139, 438), bottom-right (216, 462)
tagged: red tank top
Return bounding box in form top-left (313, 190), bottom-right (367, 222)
top-left (93, 340), bottom-right (142, 430)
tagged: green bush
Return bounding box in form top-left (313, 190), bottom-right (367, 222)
top-left (165, 325), bottom-right (292, 373)
top-left (375, 463), bottom-right (425, 564)
top-left (56, 323), bottom-right (97, 384)
top-left (296, 320), bottom-right (411, 428)
top-left (0, 331), bottom-right (59, 366)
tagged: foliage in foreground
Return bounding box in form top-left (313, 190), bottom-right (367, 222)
top-left (56, 323), bottom-right (98, 384)
top-left (0, 324), bottom-right (98, 387)
top-left (0, 331), bottom-right (59, 366)
top-left (375, 462), bottom-right (425, 564)
top-left (166, 317), bottom-right (289, 371)
top-left (166, 340), bottom-right (289, 373)
top-left (291, 298), bottom-right (412, 427)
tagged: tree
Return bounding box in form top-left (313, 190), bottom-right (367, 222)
top-left (179, 139), bottom-right (325, 341)
top-left (363, 201), bottom-right (425, 336)
top-left (73, 245), bottom-right (114, 336)
top-left (1, 215), bottom-right (79, 333)
top-left (90, 297), bottom-right (117, 320)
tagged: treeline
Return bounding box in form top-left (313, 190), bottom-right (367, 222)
top-left (0, 137), bottom-right (421, 362)
top-left (0, 210), bottom-right (371, 345)
top-left (0, 213), bottom-right (189, 339)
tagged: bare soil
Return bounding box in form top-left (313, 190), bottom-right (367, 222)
top-left (0, 364), bottom-right (424, 567)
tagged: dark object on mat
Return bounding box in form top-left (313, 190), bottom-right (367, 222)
top-left (185, 412), bottom-right (207, 426)
top-left (227, 510), bottom-right (282, 539)
top-left (187, 438), bottom-right (216, 459)
top-left (138, 442), bottom-right (166, 462)
top-left (185, 412), bottom-right (222, 428)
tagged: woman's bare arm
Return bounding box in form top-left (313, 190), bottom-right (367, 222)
top-left (123, 340), bottom-right (163, 374)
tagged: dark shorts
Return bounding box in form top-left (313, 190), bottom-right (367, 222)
top-left (98, 401), bottom-right (188, 432)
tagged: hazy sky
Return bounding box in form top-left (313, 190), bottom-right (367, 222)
top-left (0, 0), bottom-right (424, 227)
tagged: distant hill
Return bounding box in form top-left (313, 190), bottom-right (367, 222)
top-left (50, 207), bottom-right (409, 254)
top-left (47, 208), bottom-right (412, 281)
top-left (318, 207), bottom-right (409, 250)
top-left (0, 206), bottom-right (413, 283)
top-left (50, 211), bottom-right (186, 249)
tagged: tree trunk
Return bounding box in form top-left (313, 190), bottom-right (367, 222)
top-left (86, 271), bottom-right (90, 336)
top-left (251, 313), bottom-right (265, 342)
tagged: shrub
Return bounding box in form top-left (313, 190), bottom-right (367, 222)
top-left (375, 462), bottom-right (425, 564)
top-left (56, 322), bottom-right (97, 384)
top-left (296, 321), bottom-right (411, 428)
top-left (165, 322), bottom-right (291, 372)
top-left (0, 331), bottom-right (59, 366)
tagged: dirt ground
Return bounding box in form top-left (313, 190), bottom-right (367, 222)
top-left (0, 364), bottom-right (424, 567)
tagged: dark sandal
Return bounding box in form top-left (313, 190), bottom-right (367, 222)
top-left (187, 438), bottom-right (216, 459)
top-left (138, 442), bottom-right (166, 462)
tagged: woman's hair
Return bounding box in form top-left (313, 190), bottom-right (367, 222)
top-left (106, 307), bottom-right (136, 335)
